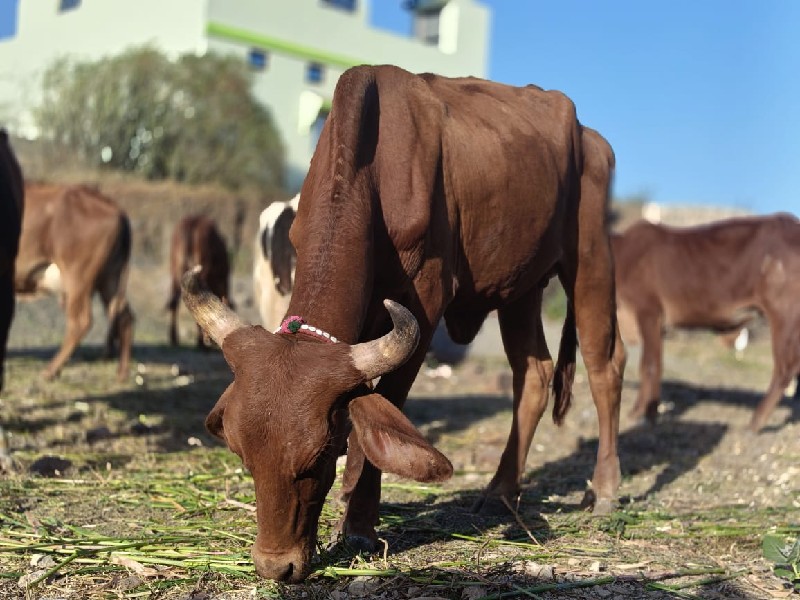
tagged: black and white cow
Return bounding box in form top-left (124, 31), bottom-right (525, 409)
top-left (253, 195), bottom-right (298, 329)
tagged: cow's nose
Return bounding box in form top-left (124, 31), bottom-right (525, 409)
top-left (251, 547), bottom-right (307, 583)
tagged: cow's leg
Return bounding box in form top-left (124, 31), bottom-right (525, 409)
top-left (0, 272), bottom-right (14, 392)
top-left (567, 257), bottom-right (626, 513)
top-left (43, 283), bottom-right (93, 380)
top-left (472, 286), bottom-right (552, 513)
top-left (336, 314), bottom-right (437, 550)
top-left (195, 323), bottom-right (209, 350)
top-left (562, 138), bottom-right (626, 512)
top-left (113, 304), bottom-right (134, 381)
top-left (750, 319), bottom-right (799, 432)
top-left (629, 309), bottom-right (664, 422)
top-left (167, 279), bottom-right (180, 346)
top-left (99, 282), bottom-right (122, 357)
top-left (98, 276), bottom-right (134, 381)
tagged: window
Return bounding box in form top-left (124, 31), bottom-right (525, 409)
top-left (321, 0), bottom-right (356, 11)
top-left (59, 0), bottom-right (81, 12)
top-left (306, 62), bottom-right (325, 84)
top-left (0, 0), bottom-right (19, 40)
top-left (248, 48), bottom-right (269, 71)
top-left (414, 11), bottom-right (440, 45)
top-left (310, 110), bottom-right (329, 152)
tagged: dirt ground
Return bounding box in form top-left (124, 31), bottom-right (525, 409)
top-left (0, 264), bottom-right (798, 599)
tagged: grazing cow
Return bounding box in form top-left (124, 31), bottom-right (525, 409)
top-left (181, 65), bottom-right (625, 582)
top-left (15, 184), bottom-right (134, 381)
top-left (612, 215), bottom-right (800, 431)
top-left (0, 130), bottom-right (24, 393)
top-left (167, 215), bottom-right (232, 348)
top-left (253, 195), bottom-right (298, 328)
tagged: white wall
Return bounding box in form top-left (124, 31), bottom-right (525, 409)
top-left (0, 0), bottom-right (490, 188)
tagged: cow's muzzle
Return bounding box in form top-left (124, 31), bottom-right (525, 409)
top-left (251, 545), bottom-right (311, 582)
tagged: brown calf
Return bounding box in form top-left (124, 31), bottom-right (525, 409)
top-left (612, 215), bottom-right (800, 431)
top-left (167, 215), bottom-right (231, 348)
top-left (182, 65), bottom-right (625, 582)
top-left (15, 184), bottom-right (134, 381)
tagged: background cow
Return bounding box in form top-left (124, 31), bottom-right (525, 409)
top-left (15, 184), bottom-right (134, 381)
top-left (613, 215), bottom-right (800, 431)
top-left (0, 130), bottom-right (24, 393)
top-left (167, 214), bottom-right (232, 348)
top-left (181, 65), bottom-right (625, 582)
top-left (0, 130), bottom-right (24, 473)
top-left (253, 195), bottom-right (298, 329)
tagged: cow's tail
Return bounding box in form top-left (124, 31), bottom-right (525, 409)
top-left (106, 214), bottom-right (134, 347)
top-left (552, 301), bottom-right (577, 426)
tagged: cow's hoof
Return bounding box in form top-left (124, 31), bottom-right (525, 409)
top-left (344, 534), bottom-right (378, 553)
top-left (592, 497), bottom-right (616, 516)
top-left (580, 489), bottom-right (616, 515)
top-left (628, 410), bottom-right (657, 428)
top-left (471, 492), bottom-right (518, 516)
top-left (40, 369), bottom-right (57, 382)
top-left (328, 525), bottom-right (379, 554)
top-left (738, 423), bottom-right (761, 437)
top-left (0, 453), bottom-right (16, 474)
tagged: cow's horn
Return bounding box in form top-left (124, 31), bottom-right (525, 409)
top-left (181, 265), bottom-right (248, 346)
top-left (350, 300), bottom-right (420, 381)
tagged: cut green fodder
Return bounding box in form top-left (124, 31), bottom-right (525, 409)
top-left (763, 532), bottom-right (800, 592)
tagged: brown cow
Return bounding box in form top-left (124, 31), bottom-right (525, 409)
top-left (15, 184), bottom-right (134, 381)
top-left (0, 130), bottom-right (24, 393)
top-left (612, 215), bottom-right (800, 431)
top-left (167, 214), bottom-right (232, 348)
top-left (181, 65), bottom-right (625, 582)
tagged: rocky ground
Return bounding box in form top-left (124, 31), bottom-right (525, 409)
top-left (0, 264), bottom-right (797, 599)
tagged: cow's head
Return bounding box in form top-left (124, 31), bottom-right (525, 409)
top-left (181, 267), bottom-right (452, 582)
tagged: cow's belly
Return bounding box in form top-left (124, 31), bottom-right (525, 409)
top-left (664, 301), bottom-right (759, 332)
top-left (16, 262), bottom-right (63, 298)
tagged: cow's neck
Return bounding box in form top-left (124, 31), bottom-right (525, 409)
top-left (289, 189), bottom-right (373, 345)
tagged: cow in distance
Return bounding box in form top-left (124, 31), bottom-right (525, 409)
top-left (167, 214), bottom-right (232, 349)
top-left (612, 215), bottom-right (800, 431)
top-left (0, 130), bottom-right (24, 393)
top-left (253, 195), bottom-right (298, 329)
top-left (15, 184), bottom-right (134, 381)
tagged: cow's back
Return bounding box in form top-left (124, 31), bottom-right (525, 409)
top-left (17, 185), bottom-right (125, 283)
top-left (614, 216), bottom-right (798, 329)
top-left (292, 65), bottom-right (594, 344)
top-left (380, 67), bottom-right (583, 309)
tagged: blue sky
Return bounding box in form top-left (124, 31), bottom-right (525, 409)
top-left (373, 1), bottom-right (800, 216)
top-left (2, 2), bottom-right (797, 215)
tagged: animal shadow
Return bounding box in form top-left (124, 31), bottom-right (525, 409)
top-left (659, 379), bottom-right (800, 430)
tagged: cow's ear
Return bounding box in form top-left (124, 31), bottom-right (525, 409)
top-left (348, 394), bottom-right (452, 483)
top-left (205, 390), bottom-right (229, 441)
